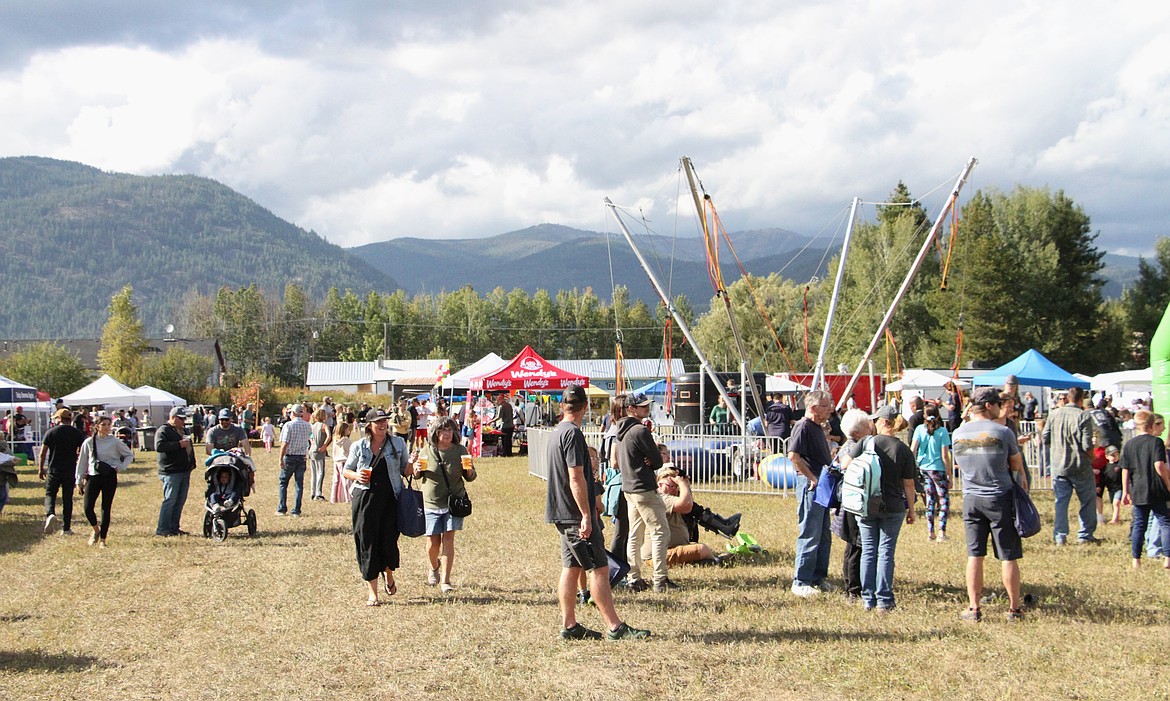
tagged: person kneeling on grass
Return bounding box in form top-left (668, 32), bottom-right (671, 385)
top-left (547, 384), bottom-right (650, 641)
top-left (642, 466), bottom-right (730, 568)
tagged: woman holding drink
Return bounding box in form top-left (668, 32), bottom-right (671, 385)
top-left (415, 416), bottom-right (476, 592)
top-left (343, 408), bottom-right (417, 606)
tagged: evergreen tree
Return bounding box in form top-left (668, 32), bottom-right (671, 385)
top-left (98, 285), bottom-right (148, 385)
top-left (1120, 236), bottom-right (1170, 366)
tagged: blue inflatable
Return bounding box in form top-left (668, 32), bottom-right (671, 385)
top-left (758, 453), bottom-right (798, 490)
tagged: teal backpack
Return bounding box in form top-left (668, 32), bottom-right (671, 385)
top-left (840, 436), bottom-right (884, 518)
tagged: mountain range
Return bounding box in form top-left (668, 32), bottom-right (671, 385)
top-left (0, 157), bottom-right (1144, 339)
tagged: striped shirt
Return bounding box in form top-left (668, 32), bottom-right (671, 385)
top-left (279, 418), bottom-right (312, 456)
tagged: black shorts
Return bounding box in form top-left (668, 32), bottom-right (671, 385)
top-left (556, 522), bottom-right (607, 571)
top-left (962, 492), bottom-right (1023, 561)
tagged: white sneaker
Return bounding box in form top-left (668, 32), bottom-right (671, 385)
top-left (44, 514), bottom-right (58, 534)
top-left (427, 568), bottom-right (440, 586)
top-left (791, 583), bottom-right (820, 598)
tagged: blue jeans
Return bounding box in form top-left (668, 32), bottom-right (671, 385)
top-left (1148, 512), bottom-right (1166, 557)
top-left (279, 454), bottom-right (307, 514)
top-left (858, 510), bottom-right (905, 609)
top-left (1131, 503), bottom-right (1170, 560)
top-left (793, 473), bottom-right (832, 587)
top-left (156, 471), bottom-right (191, 535)
top-left (1053, 473), bottom-right (1097, 541)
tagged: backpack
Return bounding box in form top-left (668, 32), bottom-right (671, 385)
top-left (840, 436), bottom-right (884, 518)
top-left (599, 433), bottom-right (624, 517)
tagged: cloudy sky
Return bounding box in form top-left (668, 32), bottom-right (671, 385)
top-left (2, 1), bottom-right (1166, 255)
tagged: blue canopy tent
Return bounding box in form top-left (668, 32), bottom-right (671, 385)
top-left (632, 379), bottom-right (669, 397)
top-left (971, 349), bottom-right (1090, 389)
top-left (0, 374), bottom-right (38, 404)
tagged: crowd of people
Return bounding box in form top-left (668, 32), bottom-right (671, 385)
top-left (11, 377), bottom-right (1170, 640)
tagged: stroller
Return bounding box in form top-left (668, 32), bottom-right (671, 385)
top-left (202, 449), bottom-right (257, 541)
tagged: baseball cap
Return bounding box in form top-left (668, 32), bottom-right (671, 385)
top-left (290, 403), bottom-right (303, 415)
top-left (364, 408), bottom-right (390, 422)
top-left (625, 392), bottom-right (652, 407)
top-left (970, 386), bottom-right (1002, 406)
top-left (1004, 374), bottom-right (1019, 385)
top-left (1105, 445), bottom-right (1120, 456)
top-left (217, 408), bottom-right (233, 420)
top-left (54, 408), bottom-right (73, 421)
top-left (870, 404), bottom-right (899, 421)
top-left (562, 384), bottom-right (587, 404)
top-left (169, 406), bottom-right (188, 418)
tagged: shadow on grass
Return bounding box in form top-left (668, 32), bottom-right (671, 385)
top-left (686, 627), bottom-right (955, 644)
top-left (0, 649), bottom-right (116, 673)
top-left (0, 512), bottom-right (43, 555)
top-left (0, 613), bottom-right (34, 623)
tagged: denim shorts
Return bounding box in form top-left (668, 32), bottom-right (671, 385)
top-left (424, 510), bottom-right (464, 536)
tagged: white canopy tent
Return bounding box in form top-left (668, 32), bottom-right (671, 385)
top-left (135, 385), bottom-right (188, 427)
top-left (443, 353), bottom-right (506, 391)
top-left (765, 374), bottom-right (812, 394)
top-left (61, 374), bottom-right (151, 410)
top-left (1090, 368), bottom-right (1151, 393)
top-left (885, 369), bottom-right (970, 393)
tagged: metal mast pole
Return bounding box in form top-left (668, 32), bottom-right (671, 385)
top-left (680, 157), bottom-right (766, 430)
top-left (835, 157), bottom-right (978, 410)
top-left (812, 196), bottom-right (861, 390)
top-left (604, 198), bottom-right (742, 426)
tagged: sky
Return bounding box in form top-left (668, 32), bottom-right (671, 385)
top-left (2, 1), bottom-right (1167, 256)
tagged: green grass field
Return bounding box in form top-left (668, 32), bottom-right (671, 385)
top-left (2, 448), bottom-right (1168, 701)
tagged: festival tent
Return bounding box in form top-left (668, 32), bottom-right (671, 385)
top-left (971, 349), bottom-right (1090, 389)
top-left (1090, 368), bottom-right (1152, 393)
top-left (468, 345), bottom-right (589, 392)
top-left (444, 353), bottom-right (506, 391)
top-left (136, 385), bottom-right (188, 427)
top-left (632, 379), bottom-right (669, 397)
top-left (61, 374), bottom-right (151, 408)
top-left (885, 369), bottom-right (970, 393)
top-left (0, 374), bottom-right (38, 404)
top-left (765, 374), bottom-right (812, 394)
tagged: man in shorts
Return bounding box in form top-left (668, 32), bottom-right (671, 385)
top-left (546, 384), bottom-right (650, 641)
top-left (952, 386), bottom-right (1030, 622)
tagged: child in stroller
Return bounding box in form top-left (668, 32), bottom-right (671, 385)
top-left (203, 450), bottom-right (257, 541)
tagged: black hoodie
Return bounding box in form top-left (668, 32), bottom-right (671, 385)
top-left (615, 416), bottom-right (662, 494)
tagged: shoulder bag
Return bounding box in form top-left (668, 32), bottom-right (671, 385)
top-left (1011, 471), bottom-right (1041, 538)
top-left (90, 437), bottom-right (117, 477)
top-left (439, 449), bottom-right (473, 518)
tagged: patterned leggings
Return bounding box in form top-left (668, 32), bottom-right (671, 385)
top-left (922, 470), bottom-right (950, 534)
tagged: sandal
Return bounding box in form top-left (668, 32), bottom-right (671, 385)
top-left (366, 597), bottom-right (382, 607)
top-left (382, 571), bottom-right (397, 597)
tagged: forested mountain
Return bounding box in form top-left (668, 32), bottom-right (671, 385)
top-left (352, 223), bottom-right (829, 307)
top-left (0, 157), bottom-right (398, 337)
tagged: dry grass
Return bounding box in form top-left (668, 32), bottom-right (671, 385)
top-left (2, 448), bottom-right (1168, 701)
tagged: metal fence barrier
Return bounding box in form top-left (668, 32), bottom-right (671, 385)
top-left (530, 420), bottom-right (1075, 497)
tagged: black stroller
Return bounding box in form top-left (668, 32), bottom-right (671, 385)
top-left (202, 450), bottom-right (257, 541)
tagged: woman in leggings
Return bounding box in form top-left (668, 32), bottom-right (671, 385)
top-left (910, 405), bottom-right (953, 542)
top-left (75, 415), bottom-right (134, 548)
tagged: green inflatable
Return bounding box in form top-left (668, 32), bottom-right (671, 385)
top-left (1150, 302), bottom-right (1170, 440)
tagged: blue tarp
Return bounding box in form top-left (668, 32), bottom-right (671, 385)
top-left (971, 349), bottom-right (1089, 389)
top-left (632, 379), bottom-right (669, 396)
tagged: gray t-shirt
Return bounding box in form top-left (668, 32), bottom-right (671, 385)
top-left (545, 419), bottom-right (593, 525)
top-left (952, 419), bottom-right (1019, 498)
top-left (207, 424), bottom-right (248, 453)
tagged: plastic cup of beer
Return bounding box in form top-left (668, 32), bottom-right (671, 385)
top-left (418, 453), bottom-right (429, 472)
top-left (461, 455), bottom-right (473, 471)
top-left (359, 467), bottom-right (372, 482)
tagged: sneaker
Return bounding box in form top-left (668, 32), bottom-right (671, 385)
top-left (60, 529), bottom-right (74, 537)
top-left (606, 622), bottom-right (651, 641)
top-left (44, 514), bottom-right (58, 535)
top-left (275, 510), bottom-right (287, 516)
top-left (652, 578), bottom-right (681, 593)
top-left (875, 605), bottom-right (896, 616)
top-left (1054, 535), bottom-right (1067, 546)
top-left (791, 583), bottom-right (820, 598)
top-left (626, 578), bottom-right (650, 593)
top-left (176, 530), bottom-right (191, 536)
top-left (576, 590), bottom-right (592, 606)
top-left (99, 540), bottom-right (108, 549)
top-left (815, 580), bottom-right (839, 593)
top-left (427, 568), bottom-right (440, 586)
top-left (559, 623), bottom-right (603, 640)
top-left (1005, 608), bottom-right (1025, 622)
top-left (290, 513), bottom-right (301, 518)
top-left (959, 607), bottom-right (982, 623)
top-left (935, 533), bottom-right (949, 543)
top-left (88, 531), bottom-right (98, 546)
top-left (1077, 535), bottom-right (1103, 545)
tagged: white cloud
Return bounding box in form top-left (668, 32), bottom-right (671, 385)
top-left (1, 0), bottom-right (1168, 255)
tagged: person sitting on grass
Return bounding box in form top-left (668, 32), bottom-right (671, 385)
top-left (656, 443), bottom-right (740, 541)
top-left (641, 466), bottom-right (729, 568)
top-left (547, 384), bottom-right (649, 641)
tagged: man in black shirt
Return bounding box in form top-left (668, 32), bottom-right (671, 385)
top-left (788, 389), bottom-right (836, 597)
top-left (546, 384), bottom-right (650, 641)
top-left (38, 409), bottom-right (87, 535)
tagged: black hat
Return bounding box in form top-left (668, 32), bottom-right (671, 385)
top-left (624, 392), bottom-right (652, 407)
top-left (364, 408), bottom-right (391, 422)
top-left (970, 387), bottom-right (1002, 406)
top-left (562, 384), bottom-right (587, 404)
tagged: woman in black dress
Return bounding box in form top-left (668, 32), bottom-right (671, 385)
top-left (343, 408), bottom-right (417, 606)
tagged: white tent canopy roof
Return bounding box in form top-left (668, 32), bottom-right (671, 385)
top-left (1090, 368), bottom-right (1152, 392)
top-left (135, 385), bottom-right (188, 406)
top-left (61, 374), bottom-right (150, 408)
top-left (766, 374), bottom-right (812, 394)
top-left (886, 369), bottom-right (970, 393)
top-left (444, 353), bottom-right (506, 390)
